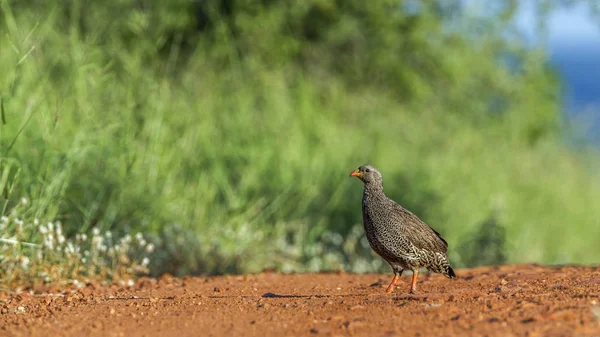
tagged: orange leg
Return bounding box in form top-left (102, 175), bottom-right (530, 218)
top-left (385, 274), bottom-right (400, 294)
top-left (410, 270), bottom-right (419, 294)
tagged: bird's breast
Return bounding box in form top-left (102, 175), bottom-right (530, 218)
top-left (362, 202), bottom-right (396, 249)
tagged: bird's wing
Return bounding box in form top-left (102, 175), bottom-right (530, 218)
top-left (389, 201), bottom-right (449, 253)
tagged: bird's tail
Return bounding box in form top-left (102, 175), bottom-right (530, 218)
top-left (446, 266), bottom-right (457, 279)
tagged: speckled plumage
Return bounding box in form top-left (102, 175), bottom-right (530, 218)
top-left (350, 164), bottom-right (456, 293)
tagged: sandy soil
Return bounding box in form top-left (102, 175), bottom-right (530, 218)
top-left (1, 264), bottom-right (599, 337)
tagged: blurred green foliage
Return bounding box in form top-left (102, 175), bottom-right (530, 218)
top-left (1, 0), bottom-right (599, 277)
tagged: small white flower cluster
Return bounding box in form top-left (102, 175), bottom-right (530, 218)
top-left (38, 221), bottom-right (66, 252)
top-left (39, 223), bottom-right (154, 281)
top-left (0, 197), bottom-right (155, 286)
top-left (1, 214), bottom-right (37, 273)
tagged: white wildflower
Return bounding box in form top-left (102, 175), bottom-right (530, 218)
top-left (81, 234), bottom-right (88, 241)
top-left (92, 227), bottom-right (100, 236)
top-left (65, 242), bottom-right (75, 254)
top-left (39, 225), bottom-right (48, 234)
top-left (20, 197), bottom-right (28, 205)
top-left (57, 234), bottom-right (65, 244)
top-left (139, 239), bottom-right (146, 247)
top-left (1, 216), bottom-right (8, 224)
top-left (127, 279), bottom-right (134, 287)
top-left (20, 256), bottom-right (30, 269)
top-left (47, 222), bottom-right (54, 232)
top-left (33, 218), bottom-right (39, 226)
top-left (92, 235), bottom-right (103, 249)
top-left (145, 243), bottom-right (155, 253)
top-left (142, 257), bottom-right (150, 266)
top-left (105, 231), bottom-right (112, 238)
top-left (45, 234), bottom-right (54, 250)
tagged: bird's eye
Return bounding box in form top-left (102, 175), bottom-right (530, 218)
top-left (365, 168), bottom-right (370, 172)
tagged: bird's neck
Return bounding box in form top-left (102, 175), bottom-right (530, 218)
top-left (363, 182), bottom-right (384, 198)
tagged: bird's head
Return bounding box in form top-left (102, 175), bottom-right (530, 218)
top-left (350, 164), bottom-right (382, 185)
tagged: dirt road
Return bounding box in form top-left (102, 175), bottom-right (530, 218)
top-left (1, 264), bottom-right (599, 336)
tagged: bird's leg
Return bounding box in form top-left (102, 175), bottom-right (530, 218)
top-left (409, 270), bottom-right (419, 294)
top-left (394, 269), bottom-right (404, 286)
top-left (385, 273), bottom-right (400, 294)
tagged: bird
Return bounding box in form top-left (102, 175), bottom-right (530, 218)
top-left (350, 164), bottom-right (456, 294)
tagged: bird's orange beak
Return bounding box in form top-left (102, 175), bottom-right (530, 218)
top-left (350, 169), bottom-right (361, 178)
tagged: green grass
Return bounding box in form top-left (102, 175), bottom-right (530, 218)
top-left (1, 1), bottom-right (599, 281)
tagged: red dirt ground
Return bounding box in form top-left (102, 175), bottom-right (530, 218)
top-left (1, 264), bottom-right (599, 337)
